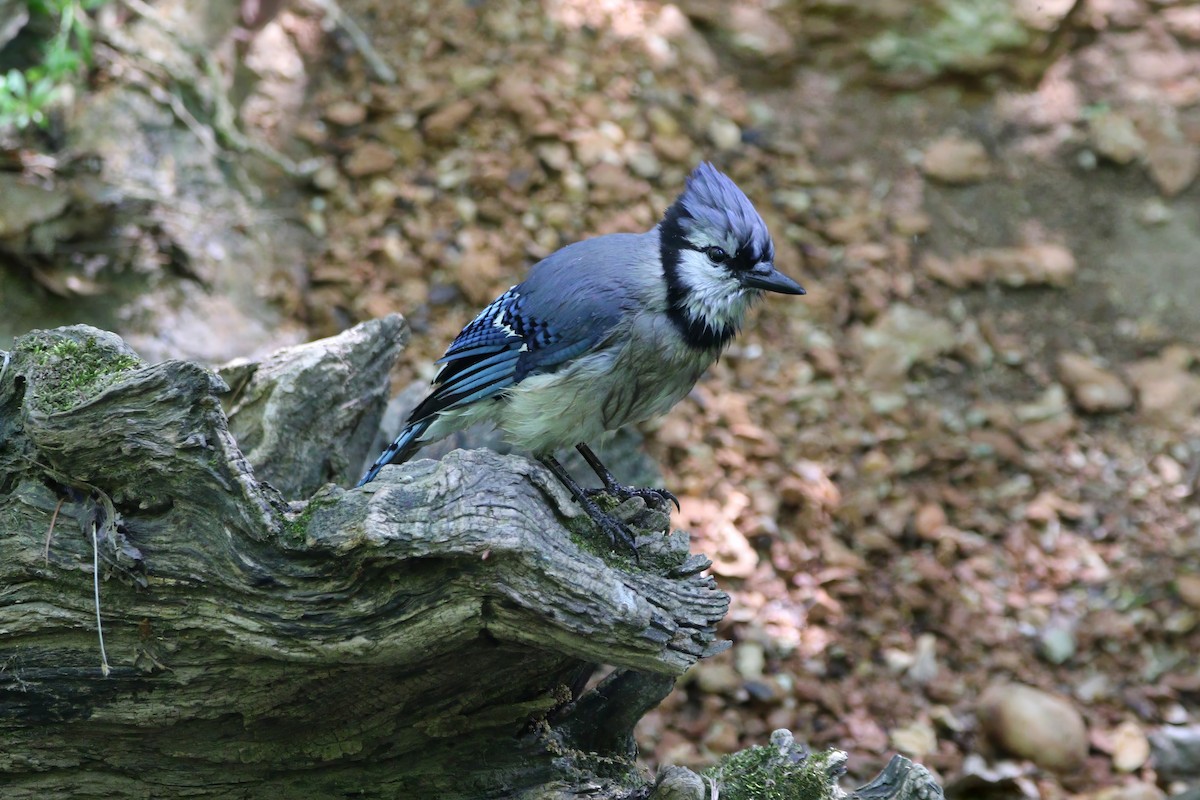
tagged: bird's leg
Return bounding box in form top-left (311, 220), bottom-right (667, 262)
top-left (574, 442), bottom-right (680, 512)
top-left (538, 454), bottom-right (640, 561)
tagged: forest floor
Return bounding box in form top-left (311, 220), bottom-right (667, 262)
top-left (3, 1), bottom-right (1200, 798)
top-left (281, 3), bottom-right (1200, 796)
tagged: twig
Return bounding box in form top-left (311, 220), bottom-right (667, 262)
top-left (91, 518), bottom-right (111, 677)
top-left (44, 497), bottom-right (65, 565)
top-left (309, 0), bottom-right (397, 84)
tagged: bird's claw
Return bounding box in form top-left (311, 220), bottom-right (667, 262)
top-left (593, 513), bottom-right (641, 564)
top-left (585, 484), bottom-right (680, 512)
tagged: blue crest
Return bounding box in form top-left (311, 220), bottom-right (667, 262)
top-left (675, 162), bottom-right (774, 264)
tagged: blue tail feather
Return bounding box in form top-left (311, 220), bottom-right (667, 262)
top-left (356, 417), bottom-right (434, 487)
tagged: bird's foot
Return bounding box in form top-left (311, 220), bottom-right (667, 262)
top-left (589, 510), bottom-right (641, 564)
top-left (584, 484), bottom-right (680, 512)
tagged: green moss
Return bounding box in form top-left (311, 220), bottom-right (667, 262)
top-left (282, 501), bottom-right (319, 541)
top-left (282, 492), bottom-right (340, 543)
top-left (866, 0), bottom-right (1029, 77)
top-left (564, 512), bottom-right (637, 570)
top-left (25, 334), bottom-right (141, 412)
top-left (704, 744), bottom-right (838, 800)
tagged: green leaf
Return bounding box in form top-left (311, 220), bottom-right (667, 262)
top-left (5, 69), bottom-right (27, 97)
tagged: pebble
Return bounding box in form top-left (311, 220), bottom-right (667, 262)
top-left (890, 719), bottom-right (938, 759)
top-left (1094, 783), bottom-right (1165, 800)
top-left (693, 662), bottom-right (742, 695)
top-left (1088, 111), bottom-right (1145, 165)
top-left (1177, 574), bottom-right (1200, 609)
top-left (978, 682), bottom-right (1089, 773)
top-left (323, 100), bottom-right (367, 127)
top-left (734, 641), bottom-right (765, 681)
top-left (922, 135), bottom-right (992, 184)
top-left (342, 142), bottom-right (396, 177)
top-left (708, 117), bottom-right (743, 150)
top-left (980, 243), bottom-right (1077, 288)
top-left (1111, 720), bottom-right (1151, 772)
top-left (422, 98), bottom-right (476, 144)
top-left (724, 5), bottom-right (797, 64)
top-left (647, 106), bottom-right (681, 138)
top-left (1056, 353), bottom-right (1133, 413)
top-left (858, 303), bottom-right (956, 387)
top-left (1127, 346), bottom-right (1200, 427)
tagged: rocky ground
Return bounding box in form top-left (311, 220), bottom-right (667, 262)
top-left (3, 1), bottom-right (1200, 798)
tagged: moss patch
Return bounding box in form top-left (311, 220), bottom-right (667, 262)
top-left (24, 333), bottom-right (141, 413)
top-left (704, 743), bottom-right (838, 800)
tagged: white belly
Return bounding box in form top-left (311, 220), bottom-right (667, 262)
top-left (493, 342), bottom-right (712, 455)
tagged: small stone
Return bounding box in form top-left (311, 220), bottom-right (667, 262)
top-left (1177, 574), bottom-right (1200, 609)
top-left (857, 304), bottom-right (955, 387)
top-left (310, 164), bottom-right (339, 192)
top-left (572, 129), bottom-right (619, 167)
top-left (536, 142), bottom-right (573, 172)
top-left (1088, 111), bottom-right (1145, 165)
top-left (708, 117), bottom-right (742, 150)
top-left (626, 144), bottom-right (662, 179)
top-left (1038, 624), bottom-right (1076, 665)
top-left (1136, 198), bottom-right (1173, 226)
top-left (702, 719), bottom-right (741, 754)
top-left (647, 106), bottom-right (681, 138)
top-left (457, 248), bottom-right (503, 306)
top-left (922, 135), bottom-right (992, 184)
top-left (323, 100), bottom-right (367, 127)
top-left (978, 682), bottom-right (1088, 773)
top-left (422, 98), bottom-right (476, 144)
top-left (693, 662), bottom-right (741, 695)
top-left (913, 503), bottom-right (948, 540)
top-left (724, 4), bottom-right (796, 63)
top-left (978, 243), bottom-right (1077, 288)
top-left (1163, 7), bottom-right (1200, 41)
top-left (494, 74), bottom-right (546, 126)
top-left (890, 720), bottom-right (938, 759)
top-left (908, 633), bottom-right (940, 686)
top-left (1145, 129), bottom-right (1199, 197)
top-left (449, 65), bottom-right (495, 93)
top-left (735, 642), bottom-right (765, 681)
top-left (774, 189), bottom-right (812, 216)
top-left (1056, 353), bottom-right (1133, 413)
top-left (343, 142), bottom-right (396, 177)
top-left (1111, 720), bottom-right (1151, 772)
top-left (586, 163), bottom-right (650, 204)
top-left (1095, 782), bottom-right (1166, 800)
top-left (1127, 346), bottom-right (1200, 427)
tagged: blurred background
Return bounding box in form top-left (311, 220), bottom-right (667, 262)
top-left (2, 0), bottom-right (1199, 797)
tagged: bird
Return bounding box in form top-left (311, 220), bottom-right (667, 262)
top-left (357, 161), bottom-right (805, 556)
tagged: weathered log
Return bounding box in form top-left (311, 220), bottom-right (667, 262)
top-left (0, 322), bottom-right (942, 800)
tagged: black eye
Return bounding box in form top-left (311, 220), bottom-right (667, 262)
top-left (705, 246), bottom-right (728, 264)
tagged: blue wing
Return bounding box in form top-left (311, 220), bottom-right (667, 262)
top-left (406, 284), bottom-right (608, 424)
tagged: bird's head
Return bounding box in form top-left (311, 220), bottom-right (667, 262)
top-left (659, 162), bottom-right (805, 350)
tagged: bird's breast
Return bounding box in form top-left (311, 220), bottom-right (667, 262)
top-left (495, 324), bottom-right (717, 454)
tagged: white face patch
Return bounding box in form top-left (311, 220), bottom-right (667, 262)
top-left (674, 248), bottom-right (755, 333)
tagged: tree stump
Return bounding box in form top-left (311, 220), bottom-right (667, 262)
top-left (0, 321), bottom-right (942, 800)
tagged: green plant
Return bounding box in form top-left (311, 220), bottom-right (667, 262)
top-left (0, 0), bottom-right (108, 130)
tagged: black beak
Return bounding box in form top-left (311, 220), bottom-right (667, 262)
top-left (741, 263), bottom-right (806, 295)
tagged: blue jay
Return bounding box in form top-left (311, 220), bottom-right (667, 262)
top-left (358, 162), bottom-right (805, 554)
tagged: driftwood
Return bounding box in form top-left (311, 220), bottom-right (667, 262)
top-left (0, 321), bottom-right (943, 800)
